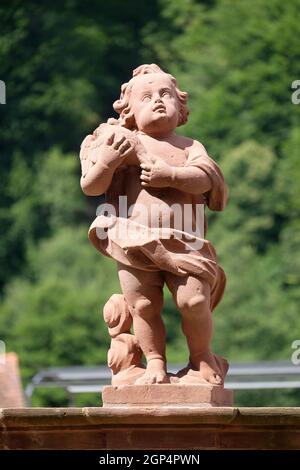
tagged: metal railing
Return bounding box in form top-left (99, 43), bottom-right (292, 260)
top-left (25, 361), bottom-right (300, 406)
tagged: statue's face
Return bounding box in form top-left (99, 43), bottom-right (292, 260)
top-left (129, 73), bottom-right (179, 136)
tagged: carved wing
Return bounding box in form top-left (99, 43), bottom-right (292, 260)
top-left (79, 124), bottom-right (107, 177)
top-left (79, 122), bottom-right (149, 177)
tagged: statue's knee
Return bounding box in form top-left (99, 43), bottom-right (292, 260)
top-left (130, 297), bottom-right (162, 318)
top-left (178, 294), bottom-right (208, 315)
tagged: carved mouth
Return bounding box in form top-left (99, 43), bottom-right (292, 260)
top-left (152, 105), bottom-right (166, 112)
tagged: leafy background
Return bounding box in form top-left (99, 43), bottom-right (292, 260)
top-left (0, 0), bottom-right (300, 406)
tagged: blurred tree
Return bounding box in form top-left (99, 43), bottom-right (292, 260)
top-left (0, 225), bottom-right (119, 383)
top-left (0, 0), bottom-right (160, 289)
top-left (206, 141), bottom-right (299, 362)
top-left (144, 0), bottom-right (300, 154)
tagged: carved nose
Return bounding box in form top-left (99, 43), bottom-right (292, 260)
top-left (154, 96), bottom-right (162, 103)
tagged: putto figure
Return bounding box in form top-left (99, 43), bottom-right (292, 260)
top-left (80, 64), bottom-right (228, 387)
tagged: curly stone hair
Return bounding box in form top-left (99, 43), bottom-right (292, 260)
top-left (112, 64), bottom-right (189, 130)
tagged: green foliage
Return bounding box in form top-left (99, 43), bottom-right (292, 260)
top-left (211, 141), bottom-right (277, 252)
top-left (0, 0), bottom-right (300, 406)
top-left (145, 0), bottom-right (300, 154)
top-left (0, 0), bottom-right (160, 288)
top-left (0, 226), bottom-right (119, 383)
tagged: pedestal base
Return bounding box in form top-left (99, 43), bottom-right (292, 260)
top-left (102, 384), bottom-right (233, 408)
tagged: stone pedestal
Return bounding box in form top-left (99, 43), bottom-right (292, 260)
top-left (102, 384), bottom-right (233, 408)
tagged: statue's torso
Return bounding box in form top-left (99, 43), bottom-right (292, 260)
top-left (107, 133), bottom-right (199, 230)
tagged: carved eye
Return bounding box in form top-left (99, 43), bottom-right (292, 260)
top-left (162, 90), bottom-right (171, 97)
top-left (142, 94), bottom-right (151, 102)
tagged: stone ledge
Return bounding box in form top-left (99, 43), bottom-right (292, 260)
top-left (1, 407), bottom-right (300, 450)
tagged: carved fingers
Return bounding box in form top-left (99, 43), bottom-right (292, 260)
top-left (140, 158), bottom-right (172, 188)
top-left (105, 132), bottom-right (134, 158)
top-left (105, 132), bottom-right (115, 146)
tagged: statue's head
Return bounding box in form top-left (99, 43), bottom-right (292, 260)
top-left (113, 64), bottom-right (189, 136)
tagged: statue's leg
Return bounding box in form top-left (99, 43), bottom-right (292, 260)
top-left (117, 262), bottom-right (169, 384)
top-left (164, 272), bottom-right (223, 385)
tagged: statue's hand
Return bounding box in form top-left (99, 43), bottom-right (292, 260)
top-left (96, 132), bottom-right (134, 166)
top-left (140, 156), bottom-right (173, 188)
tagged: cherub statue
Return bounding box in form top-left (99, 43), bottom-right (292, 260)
top-left (80, 64), bottom-right (228, 386)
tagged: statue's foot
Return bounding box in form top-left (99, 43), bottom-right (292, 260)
top-left (214, 354), bottom-right (229, 379)
top-left (135, 370), bottom-right (170, 385)
top-left (196, 352), bottom-right (223, 385)
top-left (179, 351), bottom-right (224, 385)
top-left (135, 358), bottom-right (170, 385)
